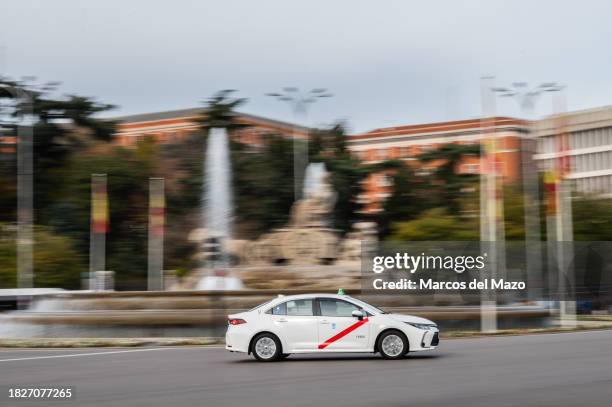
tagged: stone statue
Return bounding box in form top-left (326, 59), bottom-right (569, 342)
top-left (241, 164), bottom-right (341, 265)
top-left (188, 163), bottom-right (377, 269)
top-left (290, 172), bottom-right (336, 228)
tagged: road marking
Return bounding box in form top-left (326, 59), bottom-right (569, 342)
top-left (0, 347), bottom-right (174, 363)
top-left (318, 318), bottom-right (368, 349)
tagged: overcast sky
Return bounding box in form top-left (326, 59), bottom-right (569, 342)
top-left (2, 0), bottom-right (612, 132)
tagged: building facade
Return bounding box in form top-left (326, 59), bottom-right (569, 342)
top-left (5, 104), bottom-right (612, 208)
top-left (534, 105), bottom-right (612, 196)
top-left (347, 117), bottom-right (528, 213)
top-left (112, 108), bottom-right (308, 147)
top-left (0, 130), bottom-right (15, 155)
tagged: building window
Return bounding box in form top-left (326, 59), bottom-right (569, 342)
top-left (378, 174), bottom-right (392, 187)
top-left (416, 167), bottom-right (433, 177)
top-left (420, 145), bottom-right (434, 153)
top-left (463, 163), bottom-right (479, 174)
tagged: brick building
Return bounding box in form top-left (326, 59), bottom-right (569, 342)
top-left (112, 108), bottom-right (308, 147)
top-left (0, 130), bottom-right (16, 155)
top-left (347, 117), bottom-right (528, 213)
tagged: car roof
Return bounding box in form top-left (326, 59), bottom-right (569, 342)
top-left (273, 293), bottom-right (349, 301)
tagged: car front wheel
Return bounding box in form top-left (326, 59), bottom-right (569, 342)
top-left (252, 333), bottom-right (282, 362)
top-left (378, 330), bottom-right (408, 360)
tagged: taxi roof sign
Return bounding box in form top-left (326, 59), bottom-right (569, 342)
top-left (337, 288), bottom-right (345, 295)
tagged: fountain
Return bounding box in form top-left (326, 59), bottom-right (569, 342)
top-left (171, 160), bottom-right (380, 290)
top-left (203, 128), bottom-right (233, 252)
top-left (303, 162), bottom-right (327, 198)
top-left (0, 151), bottom-right (549, 339)
top-left (196, 128), bottom-right (243, 290)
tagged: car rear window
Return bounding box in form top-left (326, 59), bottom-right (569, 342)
top-left (270, 302), bottom-right (286, 315)
top-left (268, 299), bottom-right (313, 316)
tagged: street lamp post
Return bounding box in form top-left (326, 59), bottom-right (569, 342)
top-left (491, 82), bottom-right (564, 302)
top-left (266, 87), bottom-right (332, 201)
top-left (545, 86), bottom-right (576, 326)
top-left (479, 75), bottom-right (502, 333)
top-left (0, 82), bottom-right (33, 292)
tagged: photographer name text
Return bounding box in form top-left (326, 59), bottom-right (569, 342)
top-left (372, 278), bottom-right (526, 290)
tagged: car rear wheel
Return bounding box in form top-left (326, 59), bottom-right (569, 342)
top-left (378, 330), bottom-right (408, 360)
top-left (252, 333), bottom-right (282, 362)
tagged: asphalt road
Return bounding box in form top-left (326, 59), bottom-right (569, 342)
top-left (1, 330), bottom-right (612, 407)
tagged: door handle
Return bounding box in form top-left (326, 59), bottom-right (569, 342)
top-left (278, 319), bottom-right (288, 323)
top-left (321, 320), bottom-right (331, 325)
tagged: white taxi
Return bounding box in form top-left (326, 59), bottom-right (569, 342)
top-left (225, 293), bottom-right (439, 361)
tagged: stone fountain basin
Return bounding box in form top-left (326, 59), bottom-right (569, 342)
top-left (2, 289), bottom-right (550, 328)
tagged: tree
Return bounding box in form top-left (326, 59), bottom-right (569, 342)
top-left (0, 77), bottom-right (117, 223)
top-left (418, 143), bottom-right (480, 214)
top-left (231, 135), bottom-right (297, 236)
top-left (309, 122), bottom-right (350, 159)
top-left (48, 142), bottom-right (156, 290)
top-left (310, 123), bottom-right (368, 233)
top-left (197, 89), bottom-right (248, 131)
top-left (502, 185), bottom-right (527, 240)
top-left (0, 224), bottom-right (84, 289)
top-left (158, 134), bottom-right (205, 272)
top-left (1, 78), bottom-right (116, 166)
top-left (377, 164), bottom-right (427, 237)
top-left (0, 156), bottom-right (16, 222)
top-left (323, 155), bottom-right (369, 233)
top-left (388, 208), bottom-right (479, 241)
top-left (572, 195), bottom-right (612, 241)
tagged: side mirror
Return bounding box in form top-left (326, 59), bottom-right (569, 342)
top-left (352, 310), bottom-right (364, 320)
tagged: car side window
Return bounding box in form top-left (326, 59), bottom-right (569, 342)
top-left (269, 302), bottom-right (286, 315)
top-left (268, 299), bottom-right (313, 316)
top-left (319, 299), bottom-right (359, 317)
top-left (286, 299), bottom-right (314, 316)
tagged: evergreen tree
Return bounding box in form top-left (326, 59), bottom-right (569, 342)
top-left (0, 77), bottom-right (116, 223)
top-left (418, 143), bottom-right (480, 214)
top-left (378, 165), bottom-right (426, 237)
top-left (197, 89), bottom-right (248, 131)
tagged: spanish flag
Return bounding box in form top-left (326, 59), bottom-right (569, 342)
top-left (543, 170), bottom-right (558, 216)
top-left (149, 185), bottom-right (165, 238)
top-left (91, 175), bottom-right (108, 234)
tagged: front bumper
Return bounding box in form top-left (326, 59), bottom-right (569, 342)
top-left (420, 329), bottom-right (440, 348)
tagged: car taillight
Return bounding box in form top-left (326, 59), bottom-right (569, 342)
top-left (229, 318), bottom-right (246, 325)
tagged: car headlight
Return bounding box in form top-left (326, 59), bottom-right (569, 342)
top-left (406, 322), bottom-right (437, 330)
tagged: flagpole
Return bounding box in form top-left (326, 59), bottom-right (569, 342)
top-left (480, 76), bottom-right (498, 333)
top-left (90, 174), bottom-right (108, 290)
top-left (148, 177), bottom-right (165, 291)
top-left (552, 90), bottom-right (576, 327)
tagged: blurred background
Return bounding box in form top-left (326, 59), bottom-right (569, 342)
top-left (1, 0), bottom-right (612, 339)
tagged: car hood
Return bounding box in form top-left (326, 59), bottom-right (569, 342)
top-left (386, 313), bottom-right (436, 325)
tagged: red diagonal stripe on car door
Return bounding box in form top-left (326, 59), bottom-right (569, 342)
top-left (318, 318), bottom-right (368, 349)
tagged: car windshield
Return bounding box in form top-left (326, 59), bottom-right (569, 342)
top-left (345, 296), bottom-right (387, 314)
